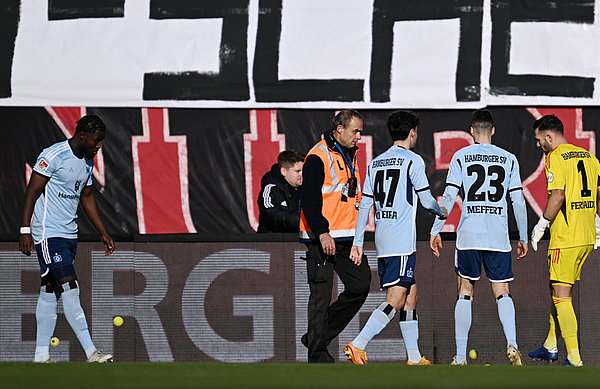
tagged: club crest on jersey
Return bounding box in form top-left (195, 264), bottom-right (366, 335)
top-left (74, 180), bottom-right (81, 192)
top-left (37, 158), bottom-right (49, 172)
top-left (53, 253), bottom-right (62, 263)
top-left (547, 171), bottom-right (554, 183)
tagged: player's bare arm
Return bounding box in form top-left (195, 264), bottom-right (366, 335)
top-left (80, 186), bottom-right (114, 255)
top-left (350, 245), bottom-right (363, 265)
top-left (531, 189), bottom-right (565, 251)
top-left (19, 174), bottom-right (49, 255)
top-left (430, 234), bottom-right (443, 258)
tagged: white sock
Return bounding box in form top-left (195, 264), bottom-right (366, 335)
top-left (34, 291), bottom-right (57, 362)
top-left (400, 319), bottom-right (422, 363)
top-left (62, 287), bottom-right (95, 358)
top-left (497, 294), bottom-right (517, 348)
top-left (352, 304), bottom-right (393, 350)
top-left (455, 297), bottom-right (472, 361)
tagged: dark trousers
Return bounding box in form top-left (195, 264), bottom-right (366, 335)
top-left (305, 241), bottom-right (371, 362)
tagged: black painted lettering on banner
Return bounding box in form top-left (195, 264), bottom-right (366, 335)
top-left (490, 0), bottom-right (595, 97)
top-left (371, 0), bottom-right (483, 103)
top-left (0, 0), bottom-right (19, 98)
top-left (48, 0), bottom-right (124, 20)
top-left (143, 0), bottom-right (250, 101)
top-left (253, 0), bottom-right (364, 102)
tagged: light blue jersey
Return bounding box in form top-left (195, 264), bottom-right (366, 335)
top-left (354, 145), bottom-right (444, 257)
top-left (31, 140), bottom-right (94, 243)
top-left (430, 143), bottom-right (528, 251)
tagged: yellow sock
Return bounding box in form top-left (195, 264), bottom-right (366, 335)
top-left (543, 300), bottom-right (559, 350)
top-left (553, 296), bottom-right (580, 364)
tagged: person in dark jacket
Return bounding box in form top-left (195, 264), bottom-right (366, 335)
top-left (257, 150), bottom-right (304, 232)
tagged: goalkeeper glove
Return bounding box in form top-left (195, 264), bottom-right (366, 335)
top-left (531, 216), bottom-right (550, 252)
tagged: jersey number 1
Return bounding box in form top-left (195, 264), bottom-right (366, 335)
top-left (577, 160), bottom-right (592, 197)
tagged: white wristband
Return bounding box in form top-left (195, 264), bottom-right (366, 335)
top-left (19, 226), bottom-right (31, 234)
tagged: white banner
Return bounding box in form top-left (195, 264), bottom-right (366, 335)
top-left (0, 0), bottom-right (598, 108)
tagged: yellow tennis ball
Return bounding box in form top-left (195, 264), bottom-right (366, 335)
top-left (50, 337), bottom-right (59, 347)
top-left (113, 316), bottom-right (123, 327)
top-left (469, 349), bottom-right (478, 360)
top-left (484, 363), bottom-right (491, 366)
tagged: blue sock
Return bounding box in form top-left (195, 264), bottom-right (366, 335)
top-left (34, 291), bottom-right (57, 362)
top-left (62, 287), bottom-right (95, 358)
top-left (455, 296), bottom-right (472, 361)
top-left (497, 294), bottom-right (517, 348)
top-left (400, 319), bottom-right (421, 363)
top-left (352, 303), bottom-right (394, 350)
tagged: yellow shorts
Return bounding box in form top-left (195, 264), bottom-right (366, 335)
top-left (548, 245), bottom-right (593, 284)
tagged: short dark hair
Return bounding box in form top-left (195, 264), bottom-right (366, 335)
top-left (331, 109), bottom-right (362, 132)
top-left (387, 110), bottom-right (419, 141)
top-left (471, 109), bottom-right (494, 132)
top-left (533, 114), bottom-right (564, 134)
top-left (75, 114), bottom-right (106, 134)
top-left (278, 150), bottom-right (304, 168)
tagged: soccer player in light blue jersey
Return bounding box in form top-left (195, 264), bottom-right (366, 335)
top-left (429, 109), bottom-right (528, 366)
top-left (343, 111), bottom-right (447, 365)
top-left (19, 114), bottom-right (115, 363)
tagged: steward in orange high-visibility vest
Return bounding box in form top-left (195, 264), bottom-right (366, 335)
top-left (299, 136), bottom-right (361, 241)
top-left (299, 109), bottom-right (371, 364)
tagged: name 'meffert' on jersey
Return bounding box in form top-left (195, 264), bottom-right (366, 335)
top-left (31, 140), bottom-right (94, 243)
top-left (436, 143), bottom-right (523, 251)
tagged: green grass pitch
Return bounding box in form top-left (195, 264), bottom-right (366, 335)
top-left (1, 363), bottom-right (597, 389)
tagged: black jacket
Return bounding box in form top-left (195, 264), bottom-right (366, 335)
top-left (257, 163), bottom-right (301, 233)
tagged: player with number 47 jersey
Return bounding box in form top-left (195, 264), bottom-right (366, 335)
top-left (344, 111), bottom-right (446, 367)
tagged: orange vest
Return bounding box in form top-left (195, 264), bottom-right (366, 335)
top-left (299, 139), bottom-right (361, 240)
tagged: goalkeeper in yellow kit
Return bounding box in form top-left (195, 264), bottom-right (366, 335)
top-left (529, 114), bottom-right (600, 366)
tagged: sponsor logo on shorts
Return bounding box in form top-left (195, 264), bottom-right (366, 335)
top-left (53, 253), bottom-right (62, 263)
top-left (547, 171), bottom-right (554, 183)
top-left (37, 158), bottom-right (49, 172)
top-left (407, 269), bottom-right (413, 278)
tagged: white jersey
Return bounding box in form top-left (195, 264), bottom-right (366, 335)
top-left (431, 143), bottom-right (526, 251)
top-left (354, 145), bottom-right (443, 257)
top-left (31, 140), bottom-right (94, 243)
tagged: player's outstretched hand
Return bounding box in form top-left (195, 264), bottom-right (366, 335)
top-left (350, 245), bottom-right (363, 266)
top-left (516, 242), bottom-right (528, 259)
top-left (430, 235), bottom-right (442, 258)
top-left (530, 217), bottom-right (550, 251)
top-left (19, 234), bottom-right (34, 256)
top-left (101, 233), bottom-right (115, 256)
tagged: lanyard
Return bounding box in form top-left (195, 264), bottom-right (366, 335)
top-left (334, 143), bottom-right (355, 177)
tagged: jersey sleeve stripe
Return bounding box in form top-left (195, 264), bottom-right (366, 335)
top-left (32, 170), bottom-right (50, 179)
top-left (446, 182), bottom-right (461, 190)
top-left (362, 193), bottom-right (374, 198)
top-left (507, 187), bottom-right (523, 193)
top-left (415, 186), bottom-right (430, 193)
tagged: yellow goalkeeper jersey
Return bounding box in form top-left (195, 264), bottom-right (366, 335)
top-left (545, 143), bottom-right (600, 249)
